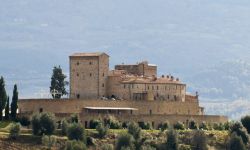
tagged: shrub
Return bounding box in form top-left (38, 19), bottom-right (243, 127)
top-left (65, 140), bottom-right (87, 150)
top-left (9, 123), bottom-right (21, 139)
top-left (31, 113), bottom-right (41, 135)
top-left (70, 114), bottom-right (79, 123)
top-left (19, 116), bottom-right (30, 127)
top-left (61, 119), bottom-right (69, 136)
top-left (89, 119), bottom-right (101, 129)
top-left (40, 112), bottom-right (56, 135)
top-left (165, 129), bottom-right (178, 150)
top-left (101, 144), bottom-right (114, 150)
top-left (128, 122), bottom-right (141, 140)
top-left (227, 132), bottom-right (246, 150)
top-left (115, 133), bottom-right (134, 150)
top-left (141, 146), bottom-right (156, 150)
top-left (213, 123), bottom-right (225, 131)
top-left (229, 122), bottom-right (249, 145)
top-left (160, 121), bottom-right (170, 131)
top-left (224, 121), bottom-right (232, 130)
top-left (241, 115), bottom-right (250, 134)
top-left (105, 116), bottom-right (122, 129)
top-left (199, 122), bottom-right (208, 130)
top-left (191, 130), bottom-right (208, 150)
top-left (173, 121), bottom-right (185, 130)
top-left (41, 135), bottom-right (57, 150)
top-left (86, 136), bottom-right (96, 146)
top-left (96, 122), bottom-right (109, 138)
top-left (189, 120), bottom-right (198, 130)
top-left (67, 123), bottom-right (86, 142)
top-left (179, 144), bottom-right (191, 150)
top-left (138, 122), bottom-right (151, 130)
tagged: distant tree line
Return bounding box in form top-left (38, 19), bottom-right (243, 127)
top-left (0, 76), bottom-right (19, 121)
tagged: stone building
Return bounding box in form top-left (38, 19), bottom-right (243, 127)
top-left (18, 52), bottom-right (228, 129)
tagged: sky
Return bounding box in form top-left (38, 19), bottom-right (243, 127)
top-left (1, 0), bottom-right (250, 119)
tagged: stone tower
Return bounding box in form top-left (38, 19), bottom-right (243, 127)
top-left (69, 52), bottom-right (109, 99)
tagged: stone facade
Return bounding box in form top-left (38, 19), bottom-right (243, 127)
top-left (18, 52), bottom-right (228, 128)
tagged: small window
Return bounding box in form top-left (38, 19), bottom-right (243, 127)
top-left (89, 62), bottom-right (92, 65)
top-left (150, 109), bottom-right (152, 115)
top-left (39, 108), bottom-right (43, 113)
top-left (148, 86), bottom-right (150, 90)
top-left (103, 73), bottom-right (105, 77)
top-left (76, 62), bottom-right (79, 66)
top-left (77, 94), bottom-right (80, 99)
top-left (90, 73), bottom-right (92, 77)
top-left (124, 84), bottom-right (126, 89)
top-left (77, 73), bottom-right (79, 77)
top-left (130, 110), bottom-right (133, 115)
top-left (102, 83), bottom-right (105, 87)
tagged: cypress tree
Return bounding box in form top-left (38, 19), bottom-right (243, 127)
top-left (11, 84), bottom-right (18, 120)
top-left (4, 96), bottom-right (9, 120)
top-left (0, 76), bottom-right (7, 121)
top-left (50, 66), bottom-right (67, 99)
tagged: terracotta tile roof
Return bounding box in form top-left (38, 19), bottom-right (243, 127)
top-left (70, 52), bottom-right (109, 57)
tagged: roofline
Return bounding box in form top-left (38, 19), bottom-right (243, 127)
top-left (69, 52), bottom-right (109, 58)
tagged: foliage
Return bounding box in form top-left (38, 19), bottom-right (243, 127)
top-left (0, 76), bottom-right (7, 121)
top-left (104, 116), bottom-right (122, 129)
top-left (128, 122), bottom-right (141, 140)
top-left (241, 115), bottom-right (250, 134)
top-left (4, 96), bottom-right (9, 120)
top-left (65, 140), bottom-right (87, 150)
top-left (67, 123), bottom-right (86, 142)
top-left (189, 120), bottom-right (198, 130)
top-left (141, 146), bottom-right (156, 150)
top-left (41, 135), bottom-right (57, 150)
top-left (9, 123), bottom-right (21, 139)
top-left (138, 122), bottom-right (151, 130)
top-left (191, 130), bottom-right (208, 150)
top-left (178, 144), bottom-right (191, 150)
top-left (101, 144), bottom-right (114, 150)
top-left (160, 121), bottom-right (170, 131)
top-left (224, 121), bottom-right (232, 130)
top-left (229, 122), bottom-right (249, 145)
top-left (31, 113), bottom-right (41, 135)
top-left (86, 136), bottom-right (96, 146)
top-left (89, 119), bottom-right (101, 129)
top-left (116, 133), bottom-right (135, 150)
top-left (96, 122), bottom-right (109, 138)
top-left (173, 122), bottom-right (185, 130)
top-left (213, 123), bottom-right (225, 131)
top-left (61, 119), bottom-right (69, 136)
top-left (10, 84), bottom-right (18, 120)
top-left (70, 114), bottom-right (79, 123)
top-left (199, 122), bottom-right (208, 130)
top-left (19, 116), bottom-right (30, 127)
top-left (165, 129), bottom-right (179, 150)
top-left (50, 66), bottom-right (67, 99)
top-left (227, 132), bottom-right (246, 150)
top-left (31, 112), bottom-right (56, 135)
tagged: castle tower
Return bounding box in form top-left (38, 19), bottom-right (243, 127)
top-left (69, 52), bottom-right (109, 99)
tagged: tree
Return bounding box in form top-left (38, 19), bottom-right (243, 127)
top-left (115, 133), bottom-right (134, 150)
top-left (0, 76), bottom-right (7, 121)
top-left (191, 130), bottom-right (208, 150)
top-left (11, 84), bottom-right (18, 120)
top-left (228, 132), bottom-right (246, 150)
top-left (50, 66), bottom-right (67, 99)
top-left (165, 129), bottom-right (179, 150)
top-left (67, 123), bottom-right (86, 142)
top-left (31, 112), bottom-right (56, 135)
top-left (96, 122), bottom-right (109, 138)
top-left (241, 115), bottom-right (250, 134)
top-left (229, 122), bottom-right (249, 145)
top-left (4, 96), bottom-right (9, 120)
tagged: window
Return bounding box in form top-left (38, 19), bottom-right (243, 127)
top-left (89, 62), bottom-right (92, 65)
top-left (90, 73), bottom-right (92, 77)
top-left (150, 109), bottom-right (152, 115)
top-left (168, 95), bottom-right (170, 99)
top-left (77, 94), bottom-right (80, 99)
top-left (102, 83), bottom-right (105, 87)
top-left (103, 73), bottom-right (105, 77)
top-left (39, 108), bottom-right (43, 113)
top-left (148, 86), bottom-right (150, 90)
top-left (130, 110), bottom-right (133, 115)
top-left (77, 73), bottom-right (79, 77)
top-left (76, 62), bottom-right (79, 66)
top-left (124, 84), bottom-right (126, 89)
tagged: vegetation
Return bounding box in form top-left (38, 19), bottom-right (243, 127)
top-left (96, 122), bottom-right (109, 138)
top-left (241, 115), bottom-right (250, 134)
top-left (4, 96), bottom-right (9, 120)
top-left (101, 144), bottom-right (114, 150)
top-left (227, 132), bottom-right (246, 150)
top-left (159, 121), bottom-right (170, 131)
top-left (10, 84), bottom-right (18, 120)
top-left (70, 113), bottom-right (79, 123)
top-left (65, 140), bottom-right (87, 150)
top-left (229, 122), bottom-right (249, 145)
top-left (31, 112), bottom-right (56, 135)
top-left (67, 123), bottom-right (86, 142)
top-left (189, 120), bottom-right (198, 130)
top-left (174, 122), bottom-right (185, 130)
top-left (115, 133), bottom-right (134, 150)
top-left (9, 123), bottom-right (21, 139)
top-left (41, 135), bottom-right (57, 150)
top-left (191, 130), bottom-right (208, 150)
top-left (165, 129), bottom-right (179, 150)
top-left (0, 76), bottom-right (7, 121)
top-left (19, 116), bottom-right (31, 127)
top-left (104, 116), bottom-right (122, 129)
top-left (61, 119), bottom-right (69, 136)
top-left (50, 66), bottom-right (67, 99)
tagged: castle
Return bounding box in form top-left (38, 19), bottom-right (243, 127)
top-left (18, 52), bottom-right (227, 129)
